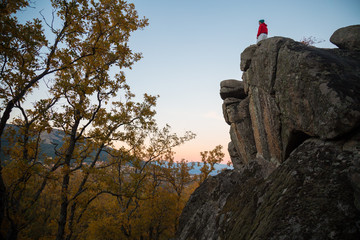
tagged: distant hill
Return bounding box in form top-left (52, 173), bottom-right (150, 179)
top-left (1, 125), bottom-right (232, 176)
top-left (189, 163), bottom-right (233, 176)
top-left (0, 124), bottom-right (109, 163)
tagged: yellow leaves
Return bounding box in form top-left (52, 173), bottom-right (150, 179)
top-left (78, 167), bottom-right (195, 240)
top-left (198, 145), bottom-right (225, 183)
top-left (49, 0), bottom-right (148, 73)
top-left (2, 117), bottom-right (200, 239)
top-left (0, 8), bottom-right (47, 103)
top-left (86, 216), bottom-right (123, 240)
top-left (0, 1), bottom-right (206, 239)
top-left (0, 0), bottom-right (29, 16)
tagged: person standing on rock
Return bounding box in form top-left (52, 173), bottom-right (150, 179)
top-left (257, 19), bottom-right (268, 43)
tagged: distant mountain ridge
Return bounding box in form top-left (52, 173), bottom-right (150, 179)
top-left (189, 163), bottom-right (232, 176)
top-left (1, 124), bottom-right (232, 176)
top-left (1, 124), bottom-right (108, 163)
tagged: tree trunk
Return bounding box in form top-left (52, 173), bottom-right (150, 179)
top-left (56, 173), bottom-right (70, 240)
top-left (0, 69), bottom-right (50, 236)
top-left (0, 167), bottom-right (5, 240)
top-left (6, 223), bottom-right (19, 240)
top-left (0, 101), bottom-right (15, 236)
top-left (55, 110), bottom-right (81, 240)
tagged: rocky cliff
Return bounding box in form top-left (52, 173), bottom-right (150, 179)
top-left (176, 25), bottom-right (360, 240)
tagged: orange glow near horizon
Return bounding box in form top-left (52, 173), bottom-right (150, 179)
top-left (112, 139), bottom-right (231, 164)
top-left (172, 142), bottom-right (231, 164)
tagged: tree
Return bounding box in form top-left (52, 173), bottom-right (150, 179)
top-left (98, 125), bottom-right (195, 239)
top-left (0, 1), bottom-right (48, 230)
top-left (161, 159), bottom-right (196, 233)
top-left (2, 98), bottom-right (57, 240)
top-left (0, 1), bottom-right (223, 239)
top-left (63, 125), bottom-right (195, 240)
top-left (198, 145), bottom-right (225, 184)
top-left (1, 0), bottom-right (149, 239)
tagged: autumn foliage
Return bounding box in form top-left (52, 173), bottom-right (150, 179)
top-left (0, 1), bottom-right (225, 239)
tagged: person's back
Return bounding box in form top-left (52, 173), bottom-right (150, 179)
top-left (257, 19), bottom-right (268, 43)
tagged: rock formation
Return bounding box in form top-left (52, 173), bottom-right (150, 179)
top-left (176, 25), bottom-right (360, 240)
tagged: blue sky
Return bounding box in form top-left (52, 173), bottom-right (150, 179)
top-left (123, 0), bottom-right (360, 162)
top-left (15, 0), bottom-right (360, 163)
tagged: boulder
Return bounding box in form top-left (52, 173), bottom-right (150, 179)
top-left (177, 138), bottom-right (360, 240)
top-left (176, 25), bottom-right (360, 240)
top-left (222, 97), bottom-right (241, 125)
top-left (225, 34), bottom-right (360, 166)
top-left (228, 97), bottom-right (257, 165)
top-left (227, 141), bottom-right (242, 169)
top-left (219, 79), bottom-right (246, 100)
top-left (240, 44), bottom-right (257, 71)
top-left (176, 170), bottom-right (243, 240)
top-left (330, 25), bottom-right (360, 50)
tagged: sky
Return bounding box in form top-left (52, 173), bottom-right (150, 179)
top-left (15, 0), bottom-right (360, 163)
top-left (121, 0), bottom-right (360, 163)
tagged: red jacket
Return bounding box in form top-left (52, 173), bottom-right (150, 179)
top-left (257, 23), bottom-right (268, 38)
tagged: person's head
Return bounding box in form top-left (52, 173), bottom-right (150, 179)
top-left (259, 19), bottom-right (265, 24)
